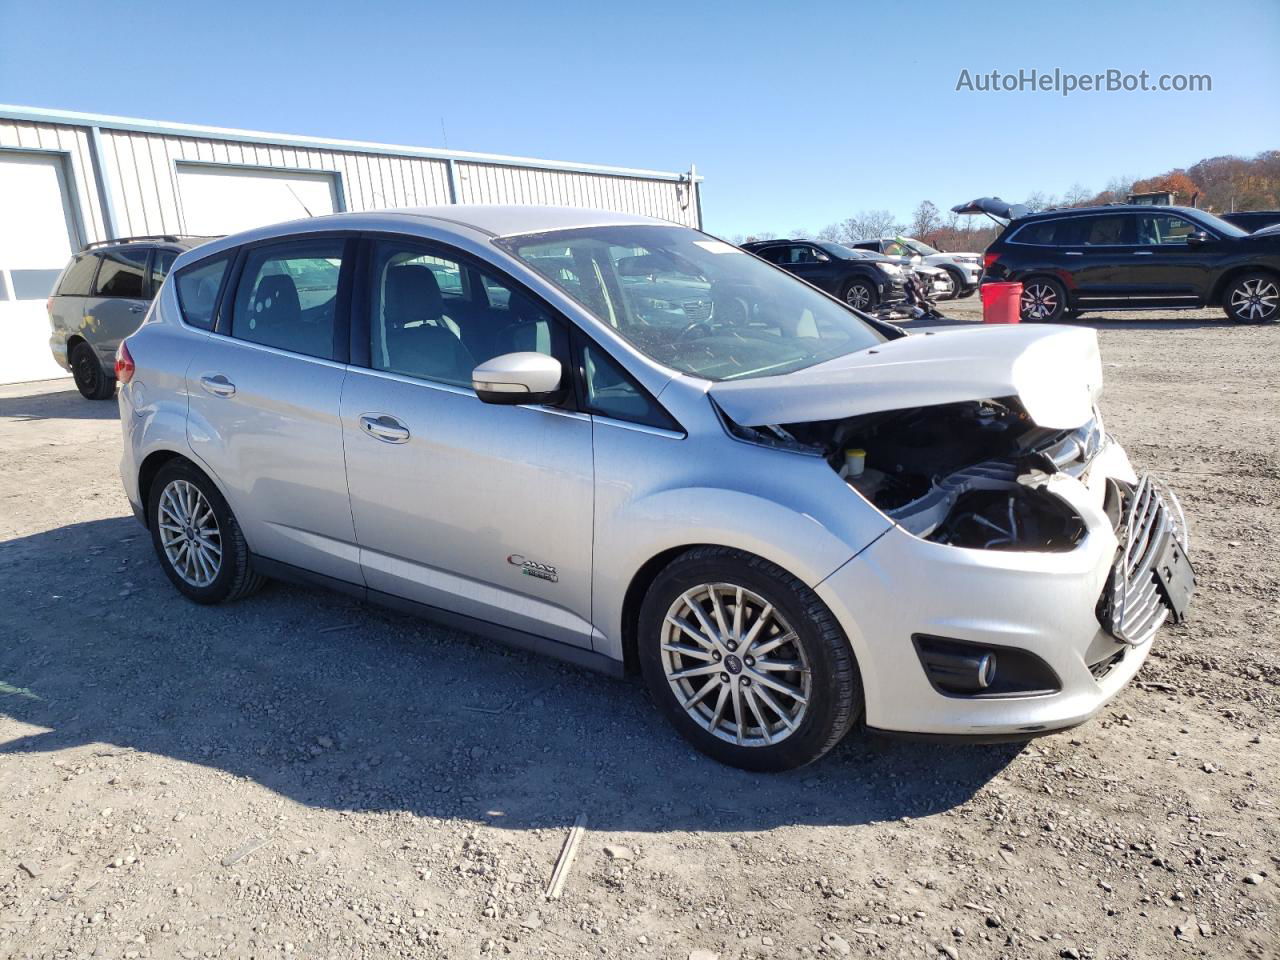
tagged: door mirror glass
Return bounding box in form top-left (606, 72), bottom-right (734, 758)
top-left (473, 352), bottom-right (563, 405)
top-left (1185, 230), bottom-right (1211, 246)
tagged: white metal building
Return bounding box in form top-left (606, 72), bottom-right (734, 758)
top-left (0, 105), bottom-right (702, 385)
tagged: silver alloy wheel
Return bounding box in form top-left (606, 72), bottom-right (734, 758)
top-left (660, 583), bottom-right (812, 747)
top-left (157, 479), bottom-right (223, 588)
top-left (845, 283), bottom-right (873, 309)
top-left (1021, 282), bottom-right (1058, 320)
top-left (1229, 278), bottom-right (1279, 322)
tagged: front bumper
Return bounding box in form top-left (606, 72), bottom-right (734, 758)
top-left (816, 441), bottom-right (1189, 737)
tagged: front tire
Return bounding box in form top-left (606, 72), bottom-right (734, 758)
top-left (70, 341), bottom-right (115, 400)
top-left (1223, 272), bottom-right (1279, 324)
top-left (1019, 277), bottom-right (1069, 322)
top-left (937, 268), bottom-right (963, 301)
top-left (842, 277), bottom-right (878, 311)
top-left (638, 547), bottom-right (862, 771)
top-left (148, 460), bottom-right (265, 605)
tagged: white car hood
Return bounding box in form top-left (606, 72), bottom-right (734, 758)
top-left (709, 325), bottom-right (1103, 430)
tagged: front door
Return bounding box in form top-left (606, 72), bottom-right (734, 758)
top-left (341, 238), bottom-right (596, 648)
top-left (1125, 211), bottom-right (1217, 306)
top-left (185, 236), bottom-right (361, 583)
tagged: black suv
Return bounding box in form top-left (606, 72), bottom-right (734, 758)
top-left (741, 239), bottom-right (907, 310)
top-left (980, 204), bottom-right (1280, 324)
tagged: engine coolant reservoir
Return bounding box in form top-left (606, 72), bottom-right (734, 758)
top-left (838, 448), bottom-right (866, 481)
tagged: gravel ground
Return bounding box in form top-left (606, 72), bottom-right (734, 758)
top-left (1, 306), bottom-right (1277, 960)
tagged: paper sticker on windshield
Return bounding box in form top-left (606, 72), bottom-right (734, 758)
top-left (693, 240), bottom-right (742, 255)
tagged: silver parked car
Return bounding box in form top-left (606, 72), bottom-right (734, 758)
top-left (851, 237), bottom-right (983, 298)
top-left (48, 236), bottom-right (205, 399)
top-left (118, 206), bottom-right (1194, 770)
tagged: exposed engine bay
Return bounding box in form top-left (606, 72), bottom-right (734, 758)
top-left (738, 398), bottom-right (1106, 550)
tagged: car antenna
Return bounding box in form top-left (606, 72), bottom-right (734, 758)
top-left (286, 184), bottom-right (314, 218)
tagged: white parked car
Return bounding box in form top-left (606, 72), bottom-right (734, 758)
top-left (116, 206), bottom-right (1194, 770)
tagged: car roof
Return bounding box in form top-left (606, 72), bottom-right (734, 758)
top-left (81, 235), bottom-right (212, 253)
top-left (1016, 204), bottom-right (1205, 222)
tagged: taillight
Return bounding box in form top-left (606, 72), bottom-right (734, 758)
top-left (983, 251), bottom-right (1001, 270)
top-left (115, 341), bottom-right (135, 384)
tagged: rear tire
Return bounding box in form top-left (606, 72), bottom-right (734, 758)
top-left (148, 460), bottom-right (265, 605)
top-left (842, 277), bottom-right (879, 311)
top-left (638, 547), bottom-right (862, 771)
top-left (71, 341), bottom-right (115, 400)
top-left (1223, 271), bottom-right (1279, 324)
top-left (1019, 277), bottom-right (1069, 322)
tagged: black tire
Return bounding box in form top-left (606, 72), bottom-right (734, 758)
top-left (70, 341), bottom-right (115, 400)
top-left (1019, 277), bottom-right (1069, 322)
top-left (1222, 271), bottom-right (1280, 325)
top-left (148, 459), bottom-right (265, 605)
top-left (638, 546), bottom-right (862, 771)
top-left (842, 276), bottom-right (879, 311)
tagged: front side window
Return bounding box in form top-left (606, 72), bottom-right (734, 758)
top-left (1137, 213), bottom-right (1198, 245)
top-left (370, 240), bottom-right (564, 387)
top-left (58, 253), bottom-right (100, 296)
top-left (94, 248), bottom-right (148, 298)
top-left (151, 250), bottom-right (178, 294)
top-left (174, 257), bottom-right (229, 330)
top-left (499, 225), bottom-right (886, 381)
top-left (881, 240), bottom-right (911, 257)
top-left (580, 340), bottom-right (675, 429)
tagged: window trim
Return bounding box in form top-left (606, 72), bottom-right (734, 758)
top-left (173, 252), bottom-right (235, 332)
top-left (146, 247), bottom-right (180, 299)
top-left (219, 233), bottom-right (356, 364)
top-left (570, 327), bottom-right (684, 435)
top-left (1007, 212), bottom-right (1140, 248)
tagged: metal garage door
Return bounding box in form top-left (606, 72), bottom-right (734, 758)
top-left (0, 152), bottom-right (79, 384)
top-left (177, 164), bottom-right (339, 236)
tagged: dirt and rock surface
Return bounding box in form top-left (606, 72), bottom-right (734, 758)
top-left (1, 306), bottom-right (1276, 960)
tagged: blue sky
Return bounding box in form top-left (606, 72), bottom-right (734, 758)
top-left (2, 0), bottom-right (1277, 238)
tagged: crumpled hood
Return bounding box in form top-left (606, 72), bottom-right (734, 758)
top-left (709, 325), bottom-right (1103, 430)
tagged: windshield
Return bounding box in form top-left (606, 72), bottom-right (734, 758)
top-left (817, 241), bottom-right (872, 260)
top-left (903, 238), bottom-right (941, 256)
top-left (1190, 210), bottom-right (1249, 239)
top-left (498, 225), bottom-right (886, 381)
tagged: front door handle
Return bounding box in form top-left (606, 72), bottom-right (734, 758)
top-left (1133, 251), bottom-right (1155, 256)
top-left (1064, 251), bottom-right (1084, 256)
top-left (199, 374), bottom-right (236, 398)
top-left (129, 303), bottom-right (146, 314)
top-left (360, 414), bottom-right (410, 444)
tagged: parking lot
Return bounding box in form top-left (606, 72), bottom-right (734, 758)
top-left (1, 310), bottom-right (1277, 959)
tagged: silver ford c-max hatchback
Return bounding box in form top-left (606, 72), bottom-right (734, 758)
top-left (117, 206), bottom-right (1193, 770)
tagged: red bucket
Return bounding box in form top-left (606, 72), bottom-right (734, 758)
top-left (981, 281), bottom-right (1022, 324)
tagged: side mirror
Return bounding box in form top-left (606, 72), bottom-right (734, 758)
top-left (1186, 230), bottom-right (1211, 246)
top-left (472, 352), bottom-right (564, 405)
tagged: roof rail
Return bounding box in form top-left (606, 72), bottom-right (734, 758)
top-left (80, 234), bottom-right (219, 252)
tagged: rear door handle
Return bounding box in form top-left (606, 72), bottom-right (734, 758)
top-left (1064, 251), bottom-right (1084, 256)
top-left (199, 374), bottom-right (236, 398)
top-left (1133, 251), bottom-right (1155, 256)
top-left (360, 414), bottom-right (410, 444)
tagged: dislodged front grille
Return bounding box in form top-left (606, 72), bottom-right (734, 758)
top-left (1097, 475), bottom-right (1189, 645)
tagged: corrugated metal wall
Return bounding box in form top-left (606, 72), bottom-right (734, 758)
top-left (2, 112), bottom-right (698, 245)
top-left (0, 118), bottom-right (107, 243)
top-left (99, 130), bottom-right (456, 237)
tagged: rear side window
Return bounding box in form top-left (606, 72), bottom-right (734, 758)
top-left (58, 254), bottom-right (100, 296)
top-left (231, 240), bottom-right (344, 360)
top-left (94, 248), bottom-right (149, 298)
top-left (1011, 220), bottom-right (1062, 245)
top-left (175, 257), bottom-right (230, 330)
top-left (1077, 215), bottom-right (1133, 245)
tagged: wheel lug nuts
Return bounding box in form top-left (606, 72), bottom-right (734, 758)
top-left (744, 656), bottom-right (754, 666)
top-left (741, 678), bottom-right (751, 686)
top-left (726, 641), bottom-right (737, 651)
top-left (713, 651), bottom-right (721, 661)
top-left (720, 673), bottom-right (729, 683)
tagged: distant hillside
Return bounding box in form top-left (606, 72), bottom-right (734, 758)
top-left (742, 149), bottom-right (1280, 253)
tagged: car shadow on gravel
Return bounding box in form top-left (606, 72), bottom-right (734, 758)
top-left (1, 517), bottom-right (1022, 834)
top-left (0, 384), bottom-right (120, 422)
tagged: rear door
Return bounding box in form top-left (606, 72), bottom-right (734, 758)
top-left (340, 236), bottom-right (596, 648)
top-left (86, 246), bottom-right (151, 366)
top-left (184, 236), bottom-right (361, 584)
top-left (1061, 213), bottom-right (1137, 308)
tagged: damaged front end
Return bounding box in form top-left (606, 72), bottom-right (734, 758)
top-left (728, 397), bottom-right (1108, 552)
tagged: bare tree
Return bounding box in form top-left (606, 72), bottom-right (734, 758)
top-left (816, 223), bottom-right (843, 242)
top-left (1062, 182), bottom-right (1093, 207)
top-left (790, 227), bottom-right (812, 239)
top-left (909, 201), bottom-right (942, 240)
